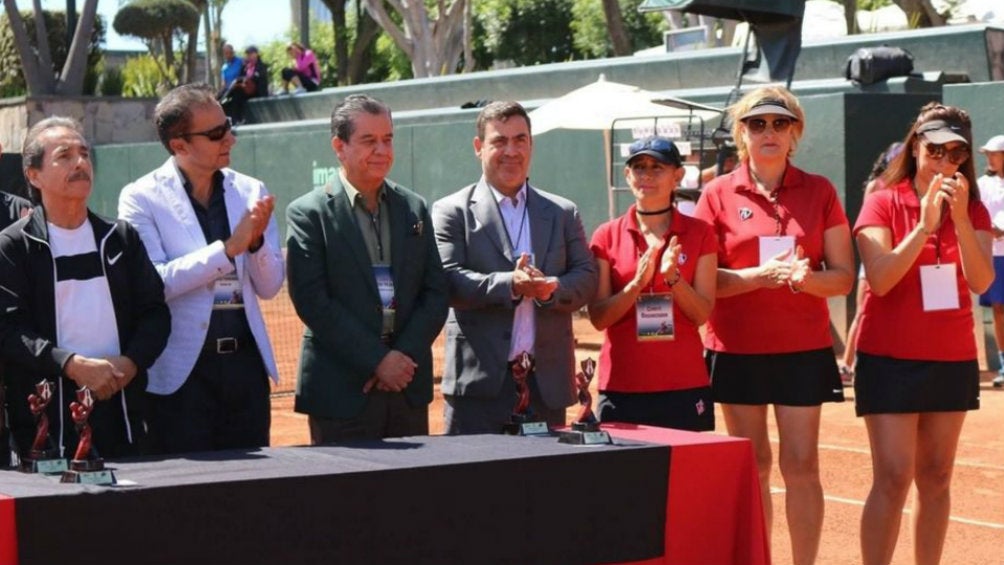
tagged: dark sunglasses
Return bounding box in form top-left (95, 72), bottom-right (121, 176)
top-left (180, 117), bottom-right (234, 142)
top-left (743, 117), bottom-right (793, 135)
top-left (922, 141), bottom-right (969, 165)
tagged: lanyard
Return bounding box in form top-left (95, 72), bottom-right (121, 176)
top-left (769, 189), bottom-right (785, 236)
top-left (498, 192), bottom-right (529, 255)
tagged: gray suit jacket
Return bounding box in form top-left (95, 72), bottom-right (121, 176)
top-left (286, 176), bottom-right (448, 419)
top-left (432, 178), bottom-right (597, 409)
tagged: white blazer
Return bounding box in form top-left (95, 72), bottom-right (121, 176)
top-left (118, 158), bottom-right (284, 395)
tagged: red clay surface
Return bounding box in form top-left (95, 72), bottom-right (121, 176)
top-left (263, 286), bottom-right (1003, 565)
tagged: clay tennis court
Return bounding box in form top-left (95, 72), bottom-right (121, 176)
top-left (260, 284), bottom-right (1003, 565)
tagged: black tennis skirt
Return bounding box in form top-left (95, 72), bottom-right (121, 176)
top-left (597, 387), bottom-right (715, 432)
top-left (706, 348), bottom-right (845, 406)
top-left (854, 352), bottom-right (979, 416)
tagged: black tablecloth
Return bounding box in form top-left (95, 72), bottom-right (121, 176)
top-left (1, 434), bottom-right (669, 565)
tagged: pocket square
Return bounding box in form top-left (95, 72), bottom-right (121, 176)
top-left (411, 220), bottom-right (424, 236)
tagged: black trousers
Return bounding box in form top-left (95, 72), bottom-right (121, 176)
top-left (443, 364), bottom-right (566, 435)
top-left (147, 344), bottom-right (270, 455)
top-left (308, 390), bottom-right (428, 444)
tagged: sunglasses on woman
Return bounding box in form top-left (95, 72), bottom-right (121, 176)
top-left (922, 141), bottom-right (969, 165)
top-left (179, 117), bottom-right (234, 142)
top-left (743, 117), bottom-right (793, 135)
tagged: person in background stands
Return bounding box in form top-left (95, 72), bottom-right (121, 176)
top-left (975, 134), bottom-right (1004, 388)
top-left (839, 141), bottom-right (903, 386)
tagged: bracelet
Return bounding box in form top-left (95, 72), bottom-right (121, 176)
top-left (664, 270), bottom-right (681, 287)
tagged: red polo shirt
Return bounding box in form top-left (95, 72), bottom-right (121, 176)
top-left (853, 179), bottom-right (991, 361)
top-left (589, 206), bottom-right (717, 392)
top-left (693, 162), bottom-right (848, 354)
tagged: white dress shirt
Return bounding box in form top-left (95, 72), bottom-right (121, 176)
top-left (488, 182), bottom-right (535, 361)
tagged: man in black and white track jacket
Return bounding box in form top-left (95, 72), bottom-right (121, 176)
top-left (0, 117), bottom-right (170, 462)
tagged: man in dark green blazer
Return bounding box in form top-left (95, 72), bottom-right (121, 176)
top-left (286, 95), bottom-right (448, 443)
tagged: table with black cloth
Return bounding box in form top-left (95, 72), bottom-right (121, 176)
top-left (0, 434), bottom-right (669, 565)
top-left (0, 428), bottom-right (769, 565)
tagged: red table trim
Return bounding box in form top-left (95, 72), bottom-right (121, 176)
top-left (0, 494), bottom-right (16, 565)
top-left (603, 423), bottom-right (771, 565)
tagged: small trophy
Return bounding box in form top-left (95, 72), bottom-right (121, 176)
top-left (559, 358), bottom-right (611, 445)
top-left (61, 388), bottom-right (115, 485)
top-left (19, 379), bottom-right (68, 474)
top-left (502, 352), bottom-right (550, 436)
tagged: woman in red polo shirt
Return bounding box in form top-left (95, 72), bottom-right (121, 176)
top-left (693, 86), bottom-right (854, 563)
top-left (853, 103), bottom-right (992, 565)
top-left (588, 136), bottom-right (717, 431)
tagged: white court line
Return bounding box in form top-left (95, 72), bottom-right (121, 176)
top-left (759, 437), bottom-right (1004, 472)
top-left (769, 488), bottom-right (1004, 530)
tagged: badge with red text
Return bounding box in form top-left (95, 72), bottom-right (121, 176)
top-left (637, 293), bottom-right (674, 341)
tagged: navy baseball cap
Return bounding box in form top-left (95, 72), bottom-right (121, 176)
top-left (627, 136), bottom-right (683, 167)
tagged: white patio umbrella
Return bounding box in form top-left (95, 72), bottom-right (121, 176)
top-left (529, 74), bottom-right (722, 135)
top-left (528, 75), bottom-right (723, 219)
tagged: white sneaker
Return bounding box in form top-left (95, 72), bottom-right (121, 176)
top-left (993, 374), bottom-right (1004, 388)
top-left (291, 87), bottom-right (306, 95)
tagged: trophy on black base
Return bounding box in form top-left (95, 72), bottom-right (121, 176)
top-left (19, 379), bottom-right (68, 474)
top-left (61, 388), bottom-right (115, 485)
top-left (502, 352), bottom-right (550, 436)
top-left (559, 358), bottom-right (611, 445)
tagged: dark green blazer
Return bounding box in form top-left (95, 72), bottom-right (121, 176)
top-left (286, 176), bottom-right (448, 419)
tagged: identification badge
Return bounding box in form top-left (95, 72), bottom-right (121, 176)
top-left (636, 293), bottom-right (675, 341)
top-left (374, 265), bottom-right (396, 335)
top-left (212, 274), bottom-right (244, 310)
top-left (920, 263), bottom-right (959, 311)
top-left (759, 236), bottom-right (795, 266)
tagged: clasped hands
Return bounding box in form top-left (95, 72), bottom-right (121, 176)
top-left (363, 350), bottom-right (417, 394)
top-left (64, 354), bottom-right (138, 401)
top-left (512, 253), bottom-right (558, 301)
top-left (920, 172), bottom-right (970, 232)
top-left (759, 245), bottom-right (811, 291)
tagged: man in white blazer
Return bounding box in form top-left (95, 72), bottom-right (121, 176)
top-left (119, 84), bottom-right (284, 454)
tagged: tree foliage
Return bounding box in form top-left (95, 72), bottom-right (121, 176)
top-left (113, 0), bottom-right (201, 87)
top-left (476, 0), bottom-right (576, 66)
top-left (0, 8), bottom-right (105, 97)
top-left (319, 0), bottom-right (382, 85)
top-left (1, 0), bottom-right (101, 96)
top-left (361, 0), bottom-right (472, 78)
top-left (571, 0), bottom-right (666, 59)
top-left (121, 53), bottom-right (174, 97)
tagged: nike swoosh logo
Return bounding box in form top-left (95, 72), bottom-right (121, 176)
top-left (107, 251), bottom-right (123, 266)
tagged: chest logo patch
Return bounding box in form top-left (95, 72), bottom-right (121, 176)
top-left (738, 207), bottom-right (753, 221)
top-left (679, 252), bottom-right (688, 265)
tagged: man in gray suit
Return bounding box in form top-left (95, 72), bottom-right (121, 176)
top-left (432, 101), bottom-right (597, 434)
top-left (287, 95), bottom-right (448, 443)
